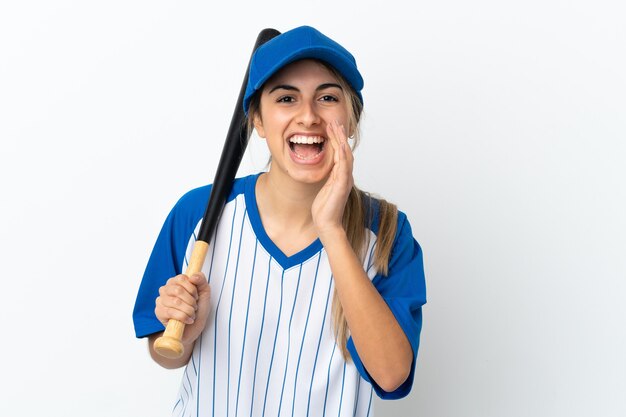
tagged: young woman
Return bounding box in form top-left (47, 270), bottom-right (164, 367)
top-left (133, 25), bottom-right (426, 417)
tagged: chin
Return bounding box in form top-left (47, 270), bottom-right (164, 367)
top-left (290, 170), bottom-right (331, 185)
top-left (286, 163), bottom-right (333, 185)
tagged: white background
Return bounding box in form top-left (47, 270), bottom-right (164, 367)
top-left (1, 1), bottom-right (624, 416)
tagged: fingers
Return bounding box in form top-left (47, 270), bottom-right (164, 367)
top-left (327, 120), bottom-right (347, 146)
top-left (155, 273), bottom-right (207, 326)
top-left (327, 120), bottom-right (353, 164)
top-left (326, 122), bottom-right (339, 165)
top-left (326, 121), bottom-right (354, 186)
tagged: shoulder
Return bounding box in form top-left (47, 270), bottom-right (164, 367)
top-left (362, 193), bottom-right (410, 237)
top-left (173, 174), bottom-right (255, 212)
top-left (166, 174), bottom-right (256, 230)
top-left (362, 193), bottom-right (420, 267)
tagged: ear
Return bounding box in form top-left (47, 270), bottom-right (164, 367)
top-left (253, 114), bottom-right (266, 138)
top-left (347, 123), bottom-right (356, 139)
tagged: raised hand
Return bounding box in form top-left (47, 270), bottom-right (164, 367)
top-left (311, 120), bottom-right (354, 239)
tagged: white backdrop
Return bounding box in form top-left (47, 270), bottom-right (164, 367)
top-left (1, 1), bottom-right (624, 416)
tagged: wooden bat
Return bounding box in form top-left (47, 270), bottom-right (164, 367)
top-left (153, 28), bottom-right (281, 359)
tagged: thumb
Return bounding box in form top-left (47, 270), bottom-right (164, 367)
top-left (189, 272), bottom-right (210, 296)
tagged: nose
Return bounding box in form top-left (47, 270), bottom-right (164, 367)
top-left (296, 100), bottom-right (321, 127)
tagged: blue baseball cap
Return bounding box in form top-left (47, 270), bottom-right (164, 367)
top-left (243, 26), bottom-right (364, 115)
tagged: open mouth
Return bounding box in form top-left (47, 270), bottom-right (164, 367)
top-left (288, 135), bottom-right (326, 160)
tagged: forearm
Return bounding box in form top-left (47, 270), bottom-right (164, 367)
top-left (320, 229), bottom-right (413, 392)
top-left (147, 333), bottom-right (194, 369)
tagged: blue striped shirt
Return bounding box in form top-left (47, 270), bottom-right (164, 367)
top-left (133, 173), bottom-right (426, 417)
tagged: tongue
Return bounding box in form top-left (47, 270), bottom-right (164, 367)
top-left (293, 143), bottom-right (320, 159)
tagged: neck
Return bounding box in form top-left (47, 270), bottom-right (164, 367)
top-left (255, 171), bottom-right (323, 231)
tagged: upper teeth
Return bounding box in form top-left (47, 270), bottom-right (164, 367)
top-left (289, 135), bottom-right (324, 144)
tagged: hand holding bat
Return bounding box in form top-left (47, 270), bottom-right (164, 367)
top-left (154, 273), bottom-right (211, 346)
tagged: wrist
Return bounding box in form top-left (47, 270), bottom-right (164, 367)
top-left (317, 226), bottom-right (348, 247)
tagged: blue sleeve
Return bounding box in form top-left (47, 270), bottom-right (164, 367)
top-left (346, 211), bottom-right (427, 399)
top-left (132, 186), bottom-right (210, 338)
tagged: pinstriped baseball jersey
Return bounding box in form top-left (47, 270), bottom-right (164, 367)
top-left (133, 173), bottom-right (426, 417)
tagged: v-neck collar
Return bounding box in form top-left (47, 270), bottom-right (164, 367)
top-left (244, 173), bottom-right (323, 270)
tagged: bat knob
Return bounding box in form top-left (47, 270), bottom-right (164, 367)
top-left (153, 335), bottom-right (184, 359)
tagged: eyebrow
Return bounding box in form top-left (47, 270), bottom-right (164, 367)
top-left (267, 83), bottom-right (343, 94)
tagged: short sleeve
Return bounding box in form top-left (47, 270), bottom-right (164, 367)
top-left (347, 211), bottom-right (427, 399)
top-left (132, 186), bottom-right (210, 338)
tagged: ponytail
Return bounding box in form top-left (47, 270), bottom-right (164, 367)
top-left (332, 186), bottom-right (398, 360)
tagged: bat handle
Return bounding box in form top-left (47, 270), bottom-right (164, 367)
top-left (153, 241), bottom-right (210, 359)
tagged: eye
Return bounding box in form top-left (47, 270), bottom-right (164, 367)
top-left (319, 95), bottom-right (339, 102)
top-left (276, 95), bottom-right (295, 103)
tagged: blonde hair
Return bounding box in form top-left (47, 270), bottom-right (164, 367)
top-left (246, 60), bottom-right (398, 360)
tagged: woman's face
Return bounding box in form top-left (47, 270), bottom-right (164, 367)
top-left (253, 59), bottom-right (350, 186)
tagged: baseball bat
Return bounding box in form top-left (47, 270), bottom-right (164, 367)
top-left (153, 28), bottom-right (281, 359)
